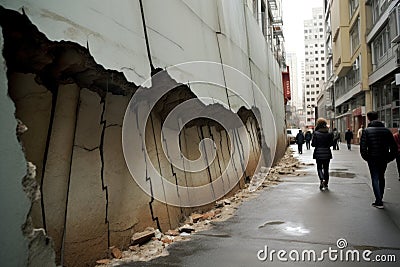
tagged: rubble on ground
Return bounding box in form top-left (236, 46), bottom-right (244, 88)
top-left (95, 147), bottom-right (300, 266)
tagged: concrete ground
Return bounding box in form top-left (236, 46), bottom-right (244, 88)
top-left (124, 143), bottom-right (400, 267)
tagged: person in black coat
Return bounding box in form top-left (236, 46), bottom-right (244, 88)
top-left (305, 130), bottom-right (312, 150)
top-left (295, 130), bottom-right (305, 154)
top-left (344, 128), bottom-right (353, 150)
top-left (311, 118), bottom-right (333, 190)
top-left (360, 111), bottom-right (397, 209)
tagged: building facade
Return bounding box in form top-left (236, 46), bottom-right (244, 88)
top-left (367, 0), bottom-right (400, 128)
top-left (324, 0), bottom-right (400, 136)
top-left (304, 7), bottom-right (326, 128)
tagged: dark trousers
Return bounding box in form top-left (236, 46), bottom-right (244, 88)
top-left (367, 160), bottom-right (387, 205)
top-left (305, 140), bottom-right (311, 150)
top-left (347, 140), bottom-right (351, 150)
top-left (297, 144), bottom-right (303, 154)
top-left (333, 140), bottom-right (339, 150)
top-left (316, 159), bottom-right (330, 182)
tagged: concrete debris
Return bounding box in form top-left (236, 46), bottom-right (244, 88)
top-left (165, 230), bottom-right (179, 236)
top-left (96, 148), bottom-right (300, 266)
top-left (130, 228), bottom-right (156, 246)
top-left (96, 259), bottom-right (111, 264)
top-left (178, 224), bottom-right (195, 233)
top-left (190, 213), bottom-right (203, 223)
top-left (154, 229), bottom-right (162, 240)
top-left (179, 232), bottom-right (191, 237)
top-left (110, 247), bottom-right (122, 259)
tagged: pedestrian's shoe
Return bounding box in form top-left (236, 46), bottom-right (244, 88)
top-left (323, 180), bottom-right (329, 190)
top-left (372, 202), bottom-right (384, 209)
top-left (319, 180), bottom-right (325, 191)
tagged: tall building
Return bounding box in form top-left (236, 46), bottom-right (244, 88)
top-left (286, 52), bottom-right (301, 109)
top-left (303, 7), bottom-right (326, 127)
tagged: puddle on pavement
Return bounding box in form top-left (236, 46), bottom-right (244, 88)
top-left (196, 233), bottom-right (231, 238)
top-left (259, 221), bottom-right (310, 236)
top-left (259, 221), bottom-right (285, 228)
top-left (329, 171), bottom-right (356, 178)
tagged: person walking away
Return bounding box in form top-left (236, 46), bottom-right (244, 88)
top-left (360, 111), bottom-right (397, 209)
top-left (312, 118), bottom-right (333, 190)
top-left (305, 130), bottom-right (312, 150)
top-left (332, 128), bottom-right (340, 150)
top-left (357, 125), bottom-right (364, 144)
top-left (295, 130), bottom-right (305, 154)
top-left (345, 128), bottom-right (353, 150)
top-left (393, 130), bottom-right (400, 181)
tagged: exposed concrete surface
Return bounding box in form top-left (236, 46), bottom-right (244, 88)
top-left (0, 2), bottom-right (287, 266)
top-left (124, 144), bottom-right (400, 267)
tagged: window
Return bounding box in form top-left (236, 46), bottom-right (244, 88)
top-left (306, 85), bottom-right (310, 88)
top-left (317, 91), bottom-right (320, 94)
top-left (321, 57), bottom-right (325, 60)
top-left (316, 84), bottom-right (320, 87)
top-left (350, 17), bottom-right (360, 55)
top-left (320, 35), bottom-right (323, 38)
top-left (321, 50), bottom-right (324, 54)
top-left (319, 15), bottom-right (323, 19)
top-left (315, 44), bottom-right (318, 47)
top-left (349, 0), bottom-right (359, 18)
top-left (311, 91), bottom-right (315, 95)
top-left (316, 77), bottom-right (319, 81)
top-left (311, 98), bottom-right (315, 101)
top-left (307, 98), bottom-right (310, 101)
top-left (316, 71), bottom-right (319, 74)
top-left (315, 57), bottom-right (318, 61)
top-left (307, 91), bottom-right (310, 95)
top-left (322, 70), bottom-right (325, 74)
top-left (316, 64), bottom-right (319, 67)
top-left (315, 35), bottom-right (318, 38)
top-left (319, 28), bottom-right (324, 32)
top-left (372, 23), bottom-right (391, 63)
top-left (315, 51), bottom-right (318, 54)
top-left (304, 30), bottom-right (308, 33)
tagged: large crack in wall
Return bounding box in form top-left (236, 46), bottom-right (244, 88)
top-left (0, 5), bottom-right (265, 267)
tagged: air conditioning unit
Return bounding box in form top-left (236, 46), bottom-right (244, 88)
top-left (353, 58), bottom-right (359, 70)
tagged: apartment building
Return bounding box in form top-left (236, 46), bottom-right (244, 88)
top-left (324, 0), bottom-right (400, 134)
top-left (367, 0), bottom-right (400, 128)
top-left (304, 7), bottom-right (326, 127)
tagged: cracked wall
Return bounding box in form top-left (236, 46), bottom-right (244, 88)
top-left (0, 1), bottom-right (287, 266)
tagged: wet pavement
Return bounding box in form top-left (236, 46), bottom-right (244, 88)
top-left (123, 143), bottom-right (400, 266)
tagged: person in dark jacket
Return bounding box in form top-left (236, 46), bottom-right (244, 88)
top-left (295, 130), bottom-right (305, 154)
top-left (360, 111), bottom-right (397, 209)
top-left (344, 128), bottom-right (354, 150)
top-left (332, 128), bottom-right (340, 150)
top-left (305, 130), bottom-right (312, 150)
top-left (312, 118), bottom-right (333, 190)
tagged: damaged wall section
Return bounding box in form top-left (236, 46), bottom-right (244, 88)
top-left (0, 1), bottom-right (286, 266)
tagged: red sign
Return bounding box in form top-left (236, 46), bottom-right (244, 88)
top-left (282, 66), bottom-right (291, 104)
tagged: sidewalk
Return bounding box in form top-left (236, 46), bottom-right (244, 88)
top-left (125, 143), bottom-right (400, 267)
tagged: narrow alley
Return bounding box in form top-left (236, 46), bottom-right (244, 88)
top-left (123, 143), bottom-right (400, 267)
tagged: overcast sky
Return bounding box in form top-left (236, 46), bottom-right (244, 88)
top-left (282, 0), bottom-right (323, 58)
